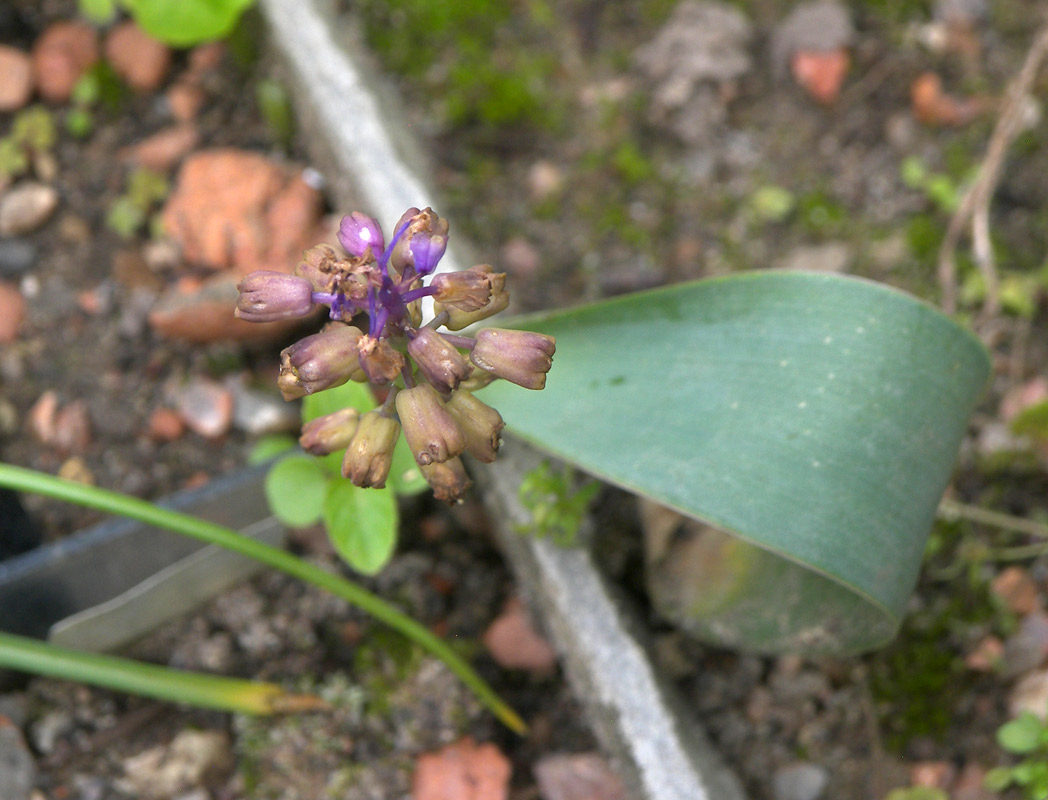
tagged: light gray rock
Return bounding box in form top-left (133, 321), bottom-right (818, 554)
top-left (771, 2), bottom-right (854, 78)
top-left (772, 762), bottom-right (829, 800)
top-left (0, 719), bottom-right (35, 800)
top-left (0, 182), bottom-right (58, 236)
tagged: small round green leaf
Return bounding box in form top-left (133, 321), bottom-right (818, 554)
top-left (387, 435), bottom-right (428, 496)
top-left (481, 271), bottom-right (989, 655)
top-left (248, 435), bottom-right (297, 465)
top-left (302, 381), bottom-right (375, 424)
top-left (264, 455), bottom-right (327, 528)
top-left (998, 713), bottom-right (1044, 754)
top-left (121, 0), bottom-right (256, 46)
top-left (983, 767), bottom-right (1014, 791)
top-left (322, 480), bottom-right (397, 575)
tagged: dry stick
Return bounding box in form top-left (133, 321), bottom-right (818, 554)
top-left (937, 17), bottom-right (1048, 320)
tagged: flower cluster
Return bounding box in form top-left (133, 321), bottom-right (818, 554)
top-left (235, 207), bottom-right (555, 501)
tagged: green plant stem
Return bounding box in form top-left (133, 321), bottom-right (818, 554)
top-left (0, 463), bottom-right (526, 734)
top-left (938, 499), bottom-right (1048, 540)
top-left (0, 631), bottom-right (325, 714)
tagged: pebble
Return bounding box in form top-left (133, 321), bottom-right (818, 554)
top-left (121, 730), bottom-right (233, 798)
top-left (104, 21), bottom-right (171, 91)
top-left (0, 715), bottom-right (36, 800)
top-left (57, 456), bottom-right (94, 485)
top-left (790, 49), bottom-right (850, 105)
top-left (991, 566), bottom-right (1040, 615)
top-left (0, 182), bottom-right (59, 236)
top-left (910, 760), bottom-right (954, 789)
top-left (31, 21), bottom-right (99, 103)
top-left (162, 149), bottom-right (323, 274)
top-left (527, 160), bottom-right (564, 202)
top-left (0, 46), bottom-right (33, 111)
top-left (121, 124), bottom-right (199, 172)
top-left (30, 709), bottom-right (73, 755)
top-left (770, 2), bottom-right (854, 77)
top-left (774, 242), bottom-right (852, 273)
top-left (53, 400), bottom-right (92, 455)
top-left (482, 596), bottom-right (557, 673)
top-left (534, 753), bottom-right (627, 800)
top-left (1008, 668), bottom-right (1048, 721)
top-left (412, 737), bottom-right (511, 800)
top-left (1002, 611), bottom-right (1048, 677)
top-left (228, 376), bottom-right (299, 435)
top-left (0, 282), bottom-right (26, 344)
top-left (0, 239), bottom-right (37, 277)
top-left (147, 407), bottom-right (185, 442)
top-left (952, 763), bottom-right (994, 800)
top-left (500, 236), bottom-right (541, 279)
top-left (173, 377), bottom-right (234, 439)
top-left (772, 762), bottom-right (829, 800)
top-left (166, 79), bottom-right (206, 122)
top-left (187, 42), bottom-right (225, 76)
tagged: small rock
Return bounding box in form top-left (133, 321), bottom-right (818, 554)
top-left (1003, 611), bottom-right (1048, 677)
top-left (0, 282), bottom-right (26, 343)
top-left (790, 48), bottom-right (849, 105)
top-left (228, 376), bottom-right (299, 435)
top-left (104, 21), bottom-right (171, 91)
top-left (483, 596), bottom-right (557, 673)
top-left (771, 2), bottom-right (853, 78)
top-left (162, 150), bottom-right (324, 274)
top-left (166, 79), bottom-right (206, 122)
top-left (412, 737), bottom-right (511, 800)
top-left (187, 42), bottom-right (225, 76)
top-left (534, 753), bottom-right (627, 800)
top-left (992, 566), bottom-right (1040, 615)
top-left (122, 730), bottom-right (233, 799)
top-left (911, 72), bottom-right (985, 126)
top-left (910, 760), bottom-right (954, 788)
top-left (121, 124), bottom-right (199, 172)
top-left (634, 1), bottom-right (752, 142)
top-left (147, 407), bottom-right (185, 442)
top-left (1009, 668), bottom-right (1048, 720)
top-left (172, 377), bottom-right (234, 439)
top-left (57, 456), bottom-right (94, 485)
top-left (53, 400), bottom-right (92, 455)
top-left (500, 236), bottom-right (541, 279)
top-left (934, 0), bottom-right (988, 24)
top-left (0, 46), bottom-right (33, 111)
top-left (27, 390), bottom-right (58, 445)
top-left (149, 273), bottom-right (303, 343)
top-left (774, 242), bottom-right (852, 273)
top-left (0, 398), bottom-right (18, 437)
top-left (142, 237), bottom-right (183, 273)
top-left (0, 715), bottom-right (36, 800)
top-left (772, 762), bottom-right (829, 800)
top-left (0, 182), bottom-right (59, 236)
top-left (32, 21), bottom-right (99, 103)
top-left (527, 160), bottom-right (564, 203)
top-left (30, 709), bottom-right (73, 755)
top-left (0, 239), bottom-right (38, 277)
top-left (964, 635), bottom-right (1003, 672)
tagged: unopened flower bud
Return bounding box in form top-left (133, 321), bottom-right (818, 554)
top-left (470, 328), bottom-right (556, 390)
top-left (444, 390), bottom-right (504, 463)
top-left (434, 282), bottom-right (510, 330)
top-left (395, 384), bottom-right (465, 466)
top-left (235, 271), bottom-right (316, 322)
top-left (277, 324), bottom-right (363, 400)
top-left (294, 244), bottom-right (342, 293)
top-left (337, 212), bottom-right (385, 259)
top-left (430, 265), bottom-right (506, 311)
top-left (357, 335), bottom-right (406, 385)
top-left (299, 407), bottom-right (360, 455)
top-left (421, 456), bottom-right (472, 503)
top-left (342, 411), bottom-right (400, 488)
top-left (390, 207), bottom-right (449, 275)
top-left (407, 328), bottom-right (471, 395)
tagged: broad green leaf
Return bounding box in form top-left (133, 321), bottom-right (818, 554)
top-left (323, 479), bottom-right (397, 574)
top-left (264, 455), bottom-right (327, 528)
top-left (998, 713), bottom-right (1044, 754)
top-left (248, 434), bottom-right (297, 465)
top-left (121, 0), bottom-right (256, 46)
top-left (481, 271), bottom-right (989, 655)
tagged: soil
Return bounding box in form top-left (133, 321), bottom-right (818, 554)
top-left (4, 1), bottom-right (1048, 799)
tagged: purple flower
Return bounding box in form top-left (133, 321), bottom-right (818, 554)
top-left (470, 328), bottom-right (556, 390)
top-left (235, 271), bottom-right (316, 322)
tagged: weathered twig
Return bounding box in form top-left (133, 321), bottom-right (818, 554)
top-left (937, 17), bottom-right (1048, 320)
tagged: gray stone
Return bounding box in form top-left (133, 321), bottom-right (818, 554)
top-left (0, 182), bottom-right (58, 236)
top-left (0, 239), bottom-right (37, 276)
top-left (0, 720), bottom-right (36, 800)
top-left (770, 2), bottom-right (854, 78)
top-left (772, 762), bottom-right (829, 800)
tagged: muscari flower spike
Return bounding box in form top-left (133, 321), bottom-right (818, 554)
top-left (235, 207), bottom-right (555, 502)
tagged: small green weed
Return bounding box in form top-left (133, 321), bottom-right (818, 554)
top-left (985, 711), bottom-right (1048, 798)
top-left (516, 461), bottom-right (599, 546)
top-left (106, 167), bottom-right (169, 239)
top-left (0, 106), bottom-right (56, 181)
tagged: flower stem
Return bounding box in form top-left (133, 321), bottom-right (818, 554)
top-left (0, 463), bottom-right (526, 734)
